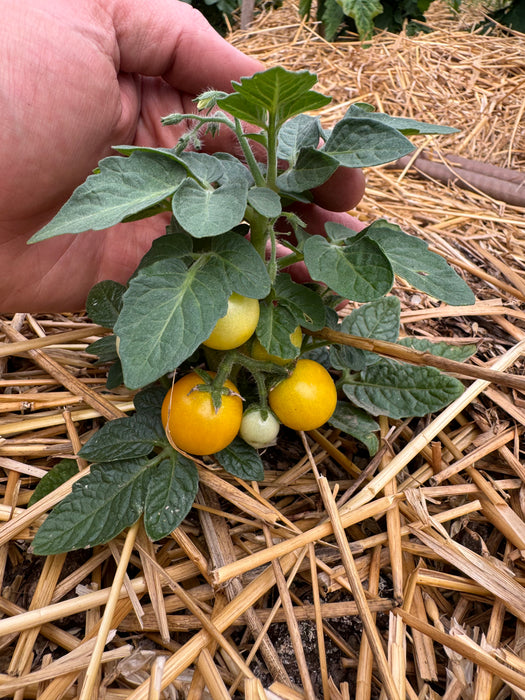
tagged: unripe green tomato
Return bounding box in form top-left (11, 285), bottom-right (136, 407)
top-left (251, 326), bottom-right (302, 365)
top-left (239, 407), bottom-right (280, 450)
top-left (203, 293), bottom-right (260, 351)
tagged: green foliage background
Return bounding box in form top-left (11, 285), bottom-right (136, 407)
top-left (182, 0), bottom-right (523, 41)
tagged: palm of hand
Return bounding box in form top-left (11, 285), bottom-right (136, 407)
top-left (0, 0), bottom-right (363, 312)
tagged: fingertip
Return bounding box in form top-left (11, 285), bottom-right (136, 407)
top-left (311, 166), bottom-right (366, 212)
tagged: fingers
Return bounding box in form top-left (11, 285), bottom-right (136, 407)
top-left (311, 166), bottom-right (366, 212)
top-left (109, 0), bottom-right (263, 94)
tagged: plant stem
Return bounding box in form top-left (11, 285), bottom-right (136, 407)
top-left (234, 118), bottom-right (266, 188)
top-left (247, 209), bottom-right (270, 260)
top-left (266, 114), bottom-right (279, 190)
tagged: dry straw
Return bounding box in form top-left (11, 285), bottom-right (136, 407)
top-left (1, 1), bottom-right (525, 697)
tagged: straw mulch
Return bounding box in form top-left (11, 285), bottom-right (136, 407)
top-left (1, 2), bottom-right (525, 698)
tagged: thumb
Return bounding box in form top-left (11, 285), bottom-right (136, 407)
top-left (109, 0), bottom-right (263, 93)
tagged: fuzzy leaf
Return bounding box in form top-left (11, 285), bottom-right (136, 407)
top-left (274, 273), bottom-right (326, 330)
top-left (29, 152), bottom-right (186, 242)
top-left (171, 179), bottom-right (248, 237)
top-left (28, 460), bottom-right (79, 507)
top-left (256, 301), bottom-right (301, 359)
top-left (278, 148), bottom-right (339, 192)
top-left (32, 459), bottom-right (149, 555)
top-left (322, 118), bottom-right (415, 167)
top-left (78, 415), bottom-right (164, 462)
top-left (214, 438), bottom-right (265, 480)
top-left (331, 296), bottom-right (400, 370)
top-left (247, 187), bottom-right (282, 218)
top-left (398, 337), bottom-right (477, 362)
top-left (114, 258), bottom-right (228, 389)
top-left (87, 335), bottom-right (119, 364)
top-left (337, 0), bottom-right (383, 38)
top-left (365, 220), bottom-right (475, 305)
top-left (342, 360), bottom-right (464, 419)
top-left (304, 235), bottom-right (393, 302)
top-left (344, 104), bottom-right (459, 135)
top-left (143, 455), bottom-right (199, 540)
top-left (329, 402), bottom-right (379, 455)
top-left (86, 281), bottom-right (126, 328)
top-left (217, 67), bottom-right (331, 128)
top-left (277, 114), bottom-right (323, 162)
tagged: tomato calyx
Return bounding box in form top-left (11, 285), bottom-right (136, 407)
top-left (189, 368), bottom-right (243, 413)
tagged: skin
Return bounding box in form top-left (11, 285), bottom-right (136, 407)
top-left (0, 0), bottom-right (365, 312)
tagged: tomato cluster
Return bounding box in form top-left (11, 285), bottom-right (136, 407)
top-left (160, 293), bottom-right (337, 455)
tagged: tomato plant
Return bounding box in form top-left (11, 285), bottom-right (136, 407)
top-left (269, 359), bottom-right (337, 431)
top-left (239, 406), bottom-right (281, 449)
top-left (203, 292), bottom-right (259, 350)
top-left (29, 67), bottom-right (476, 555)
top-left (161, 372), bottom-right (243, 455)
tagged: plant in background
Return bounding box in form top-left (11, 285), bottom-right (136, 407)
top-left (28, 67), bottom-right (475, 556)
top-left (300, 0), bottom-right (462, 41)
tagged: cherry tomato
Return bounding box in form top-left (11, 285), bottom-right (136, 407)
top-left (161, 372), bottom-right (243, 455)
top-left (239, 407), bottom-right (280, 449)
top-left (203, 293), bottom-right (260, 350)
top-left (251, 326), bottom-right (302, 366)
top-left (269, 359), bottom-right (337, 431)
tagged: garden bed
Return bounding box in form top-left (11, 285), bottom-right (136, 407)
top-left (0, 2), bottom-right (524, 697)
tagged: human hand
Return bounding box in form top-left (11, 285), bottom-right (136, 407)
top-left (0, 0), bottom-right (365, 312)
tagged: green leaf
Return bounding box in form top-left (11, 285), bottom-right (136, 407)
top-left (215, 438), bottom-right (265, 480)
top-left (114, 258), bottom-right (229, 389)
top-left (278, 148), bottom-right (339, 192)
top-left (331, 297), bottom-right (401, 370)
top-left (134, 385), bottom-right (168, 416)
top-left (86, 281), bottom-right (126, 328)
top-left (143, 455), bottom-right (199, 540)
top-left (247, 187), bottom-right (282, 218)
top-left (398, 337), bottom-right (477, 362)
top-left (337, 0), bottom-right (383, 39)
top-left (274, 273), bottom-right (326, 330)
top-left (329, 402), bottom-right (379, 455)
top-left (215, 92), bottom-right (268, 128)
top-left (87, 335), bottom-right (119, 364)
top-left (78, 415), bottom-right (164, 462)
top-left (365, 220), bottom-right (475, 305)
top-left (32, 459), bottom-right (148, 555)
top-left (206, 233), bottom-right (272, 298)
top-left (106, 360), bottom-right (124, 390)
top-left (171, 179), bottom-right (248, 237)
top-left (178, 151), bottom-right (224, 183)
top-left (29, 152), bottom-right (186, 242)
top-left (218, 67), bottom-right (331, 128)
top-left (214, 153), bottom-right (255, 187)
top-left (28, 459), bottom-right (79, 507)
top-left (277, 114), bottom-right (323, 163)
top-left (304, 235), bottom-right (394, 302)
top-left (320, 0), bottom-right (345, 40)
top-left (344, 104), bottom-right (459, 135)
top-left (256, 302), bottom-right (300, 359)
top-left (342, 360), bottom-right (464, 419)
top-left (135, 230), bottom-right (194, 274)
top-left (324, 221), bottom-right (362, 243)
top-left (322, 118), bottom-right (415, 167)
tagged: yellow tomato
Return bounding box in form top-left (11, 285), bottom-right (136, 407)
top-left (269, 359), bottom-right (337, 431)
top-left (161, 372), bottom-right (243, 455)
top-left (203, 293), bottom-right (260, 350)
